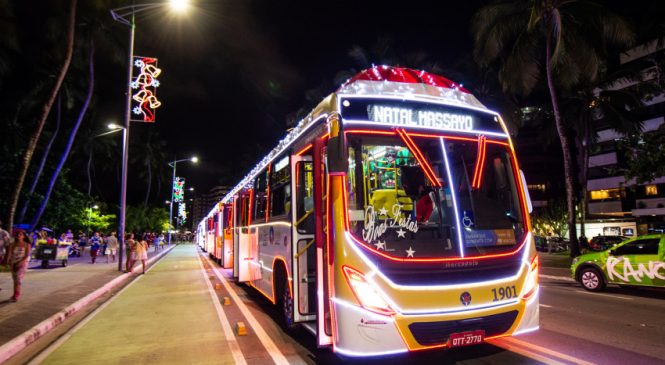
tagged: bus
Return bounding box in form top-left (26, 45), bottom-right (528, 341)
top-left (196, 65), bottom-right (539, 356)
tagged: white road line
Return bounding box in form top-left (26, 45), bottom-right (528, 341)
top-left (196, 253), bottom-right (247, 365)
top-left (576, 290), bottom-right (634, 300)
top-left (498, 337), bottom-right (597, 365)
top-left (204, 253), bottom-right (290, 365)
top-left (28, 250), bottom-right (169, 365)
top-left (539, 304), bottom-right (553, 308)
top-left (540, 274), bottom-right (575, 282)
top-left (488, 338), bottom-right (568, 365)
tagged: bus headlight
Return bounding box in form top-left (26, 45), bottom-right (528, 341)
top-left (342, 265), bottom-right (396, 316)
top-left (520, 256), bottom-right (539, 301)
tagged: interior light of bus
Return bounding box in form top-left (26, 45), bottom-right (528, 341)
top-left (521, 255), bottom-right (539, 301)
top-left (342, 265), bottom-right (395, 316)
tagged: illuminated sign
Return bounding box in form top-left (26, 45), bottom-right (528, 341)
top-left (368, 105), bottom-right (473, 131)
top-left (173, 177), bottom-right (185, 203)
top-left (178, 203), bottom-right (187, 224)
top-left (340, 97), bottom-right (505, 135)
top-left (131, 56), bottom-right (162, 123)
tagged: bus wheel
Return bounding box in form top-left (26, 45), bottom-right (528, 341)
top-left (579, 267), bottom-right (605, 292)
top-left (281, 278), bottom-right (296, 331)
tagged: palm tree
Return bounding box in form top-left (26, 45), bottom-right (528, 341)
top-left (6, 0), bottom-right (77, 232)
top-left (472, 0), bottom-right (634, 257)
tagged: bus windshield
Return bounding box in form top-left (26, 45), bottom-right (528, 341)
top-left (346, 133), bottom-right (526, 259)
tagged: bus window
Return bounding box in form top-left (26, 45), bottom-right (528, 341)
top-left (270, 156), bottom-right (291, 218)
top-left (296, 161), bottom-right (315, 234)
top-left (346, 134), bottom-right (527, 259)
top-left (254, 170), bottom-right (269, 222)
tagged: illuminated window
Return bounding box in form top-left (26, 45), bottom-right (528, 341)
top-left (645, 185), bottom-right (658, 196)
top-left (590, 188), bottom-right (621, 200)
top-left (527, 184), bottom-right (546, 192)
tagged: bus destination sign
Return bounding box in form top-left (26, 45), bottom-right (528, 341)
top-left (340, 97), bottom-right (505, 135)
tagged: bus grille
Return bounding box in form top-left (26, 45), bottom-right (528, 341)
top-left (408, 310), bottom-right (518, 346)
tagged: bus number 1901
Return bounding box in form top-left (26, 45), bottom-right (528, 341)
top-left (491, 285), bottom-right (517, 302)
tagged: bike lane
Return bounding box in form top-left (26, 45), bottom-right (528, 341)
top-left (36, 244), bottom-right (238, 365)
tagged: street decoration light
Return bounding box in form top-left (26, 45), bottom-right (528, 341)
top-left (110, 0), bottom-right (189, 272)
top-left (168, 156), bottom-right (198, 244)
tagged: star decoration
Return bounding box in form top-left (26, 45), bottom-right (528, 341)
top-left (379, 207), bottom-right (388, 216)
top-left (374, 240), bottom-right (386, 250)
top-left (132, 106), bottom-right (142, 115)
top-left (396, 228), bottom-right (406, 238)
top-left (406, 246), bottom-right (415, 257)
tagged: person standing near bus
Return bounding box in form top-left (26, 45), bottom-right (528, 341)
top-left (105, 232), bottom-right (119, 263)
top-left (125, 233), bottom-right (136, 272)
top-left (6, 230), bottom-right (31, 302)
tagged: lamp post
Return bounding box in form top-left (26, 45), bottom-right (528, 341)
top-left (110, 0), bottom-right (189, 272)
top-left (168, 157), bottom-right (198, 245)
top-left (87, 204), bottom-right (99, 235)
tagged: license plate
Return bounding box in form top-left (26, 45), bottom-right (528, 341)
top-left (44, 249), bottom-right (53, 254)
top-left (448, 330), bottom-right (485, 348)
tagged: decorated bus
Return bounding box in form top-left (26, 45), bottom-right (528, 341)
top-left (198, 66), bottom-right (538, 356)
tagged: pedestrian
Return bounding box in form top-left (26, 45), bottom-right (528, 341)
top-left (128, 238), bottom-right (148, 274)
top-left (0, 220), bottom-right (10, 265)
top-left (78, 231), bottom-right (88, 256)
top-left (64, 229), bottom-right (73, 243)
top-left (6, 230), bottom-right (32, 302)
top-left (125, 233), bottom-right (135, 272)
top-left (153, 233), bottom-right (160, 252)
top-left (90, 234), bottom-right (101, 264)
top-left (105, 232), bottom-right (119, 263)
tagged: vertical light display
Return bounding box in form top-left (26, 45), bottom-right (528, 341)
top-left (173, 177), bottom-right (185, 203)
top-left (178, 202), bottom-right (187, 224)
top-left (131, 56), bottom-right (162, 122)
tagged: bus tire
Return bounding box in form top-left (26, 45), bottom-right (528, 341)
top-left (275, 265), bottom-right (296, 331)
top-left (579, 267), bottom-right (605, 292)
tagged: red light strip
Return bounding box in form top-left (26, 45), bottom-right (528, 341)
top-left (295, 144), bottom-right (312, 156)
top-left (396, 128), bottom-right (442, 187)
top-left (471, 136), bottom-right (487, 189)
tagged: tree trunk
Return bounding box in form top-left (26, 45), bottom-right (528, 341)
top-left (6, 0), bottom-right (77, 232)
top-left (87, 148), bottom-right (93, 197)
top-left (579, 125), bottom-right (590, 238)
top-left (545, 34), bottom-right (580, 257)
top-left (17, 93), bottom-right (63, 224)
top-left (30, 42), bottom-right (94, 231)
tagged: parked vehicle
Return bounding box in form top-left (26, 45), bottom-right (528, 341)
top-left (588, 235), bottom-right (627, 251)
top-left (571, 234), bottom-right (665, 291)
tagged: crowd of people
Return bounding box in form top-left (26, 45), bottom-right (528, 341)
top-left (0, 219), bottom-right (171, 302)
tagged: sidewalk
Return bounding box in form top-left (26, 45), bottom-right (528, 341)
top-left (0, 245), bottom-right (170, 347)
top-left (36, 244), bottom-right (236, 365)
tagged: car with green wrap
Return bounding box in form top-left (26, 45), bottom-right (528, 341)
top-left (571, 234), bottom-right (665, 291)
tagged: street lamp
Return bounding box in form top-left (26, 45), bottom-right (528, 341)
top-left (87, 204), bottom-right (99, 235)
top-left (168, 156), bottom-right (198, 245)
top-left (110, 1), bottom-right (190, 272)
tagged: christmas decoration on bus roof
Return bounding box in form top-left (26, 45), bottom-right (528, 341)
top-left (173, 177), bottom-right (185, 203)
top-left (131, 56), bottom-right (162, 123)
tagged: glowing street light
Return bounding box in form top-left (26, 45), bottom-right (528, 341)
top-left (110, 1), bottom-right (191, 272)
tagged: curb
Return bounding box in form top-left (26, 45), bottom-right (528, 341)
top-left (0, 244), bottom-right (176, 364)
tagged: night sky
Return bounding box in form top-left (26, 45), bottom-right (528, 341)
top-left (91, 0), bottom-right (646, 198)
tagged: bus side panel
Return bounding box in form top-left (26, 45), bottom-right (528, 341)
top-left (250, 223), bottom-right (291, 302)
top-left (237, 226), bottom-right (253, 282)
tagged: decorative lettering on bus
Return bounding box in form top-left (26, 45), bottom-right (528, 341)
top-left (362, 204), bottom-right (418, 245)
top-left (367, 105), bottom-right (474, 131)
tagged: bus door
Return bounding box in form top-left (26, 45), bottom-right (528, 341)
top-left (292, 154), bottom-right (316, 324)
top-left (232, 198), bottom-right (240, 279)
top-left (215, 211), bottom-right (223, 261)
top-left (314, 138), bottom-right (333, 346)
top-left (238, 191), bottom-right (261, 282)
top-left (223, 203), bottom-right (234, 268)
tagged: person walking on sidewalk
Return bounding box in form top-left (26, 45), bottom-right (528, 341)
top-left (127, 237), bottom-right (148, 274)
top-left (6, 230), bottom-right (32, 302)
top-left (125, 233), bottom-right (135, 272)
top-left (105, 232), bottom-right (119, 263)
top-left (90, 237), bottom-right (100, 264)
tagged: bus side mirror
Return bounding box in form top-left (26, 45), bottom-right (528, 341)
top-left (327, 113), bottom-right (347, 173)
top-left (519, 170), bottom-right (533, 213)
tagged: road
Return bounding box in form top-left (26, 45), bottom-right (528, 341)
top-left (17, 246), bottom-right (665, 365)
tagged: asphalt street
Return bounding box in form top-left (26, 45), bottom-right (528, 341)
top-left (13, 247), bottom-right (665, 365)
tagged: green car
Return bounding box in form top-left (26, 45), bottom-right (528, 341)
top-left (571, 234), bottom-right (665, 291)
